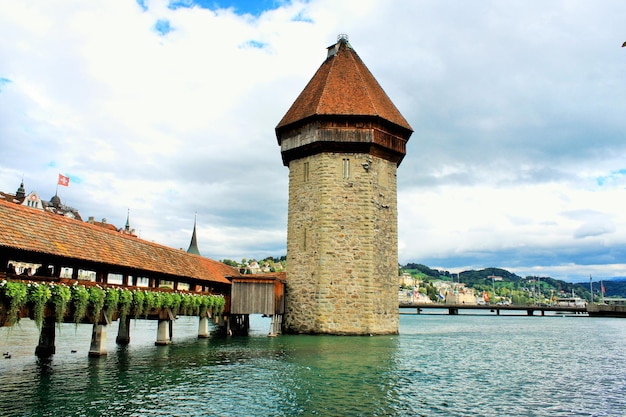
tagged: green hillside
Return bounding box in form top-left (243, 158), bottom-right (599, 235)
top-left (400, 263), bottom-right (626, 302)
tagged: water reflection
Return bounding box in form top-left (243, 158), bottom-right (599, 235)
top-left (1, 316), bottom-right (625, 416)
top-left (34, 357), bottom-right (55, 415)
top-left (280, 335), bottom-right (400, 416)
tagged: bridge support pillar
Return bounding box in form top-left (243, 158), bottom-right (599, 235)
top-left (156, 320), bottom-right (172, 345)
top-left (269, 314), bottom-right (282, 336)
top-left (527, 309), bottom-right (534, 316)
top-left (88, 322), bottom-right (109, 357)
top-left (35, 317), bottom-right (56, 358)
top-left (116, 317), bottom-right (131, 345)
top-left (496, 309), bottom-right (500, 316)
top-left (198, 314), bottom-right (210, 338)
top-left (156, 309), bottom-right (173, 345)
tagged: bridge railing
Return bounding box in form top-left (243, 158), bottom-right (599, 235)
top-left (399, 301), bottom-right (587, 315)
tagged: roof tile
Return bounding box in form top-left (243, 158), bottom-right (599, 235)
top-left (0, 199), bottom-right (236, 285)
top-left (276, 39), bottom-right (412, 133)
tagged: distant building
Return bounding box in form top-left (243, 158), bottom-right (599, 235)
top-left (432, 280), bottom-right (477, 305)
top-left (1, 180), bottom-right (82, 220)
top-left (399, 273), bottom-right (419, 288)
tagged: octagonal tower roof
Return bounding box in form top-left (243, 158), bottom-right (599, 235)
top-left (276, 35), bottom-right (413, 134)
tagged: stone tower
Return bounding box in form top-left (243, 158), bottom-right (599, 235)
top-left (276, 35), bottom-right (413, 335)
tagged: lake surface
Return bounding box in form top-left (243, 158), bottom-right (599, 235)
top-left (1, 313), bottom-right (625, 416)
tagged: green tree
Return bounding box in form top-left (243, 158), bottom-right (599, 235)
top-left (221, 259), bottom-right (239, 267)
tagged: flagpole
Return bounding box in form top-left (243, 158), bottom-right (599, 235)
top-left (601, 279), bottom-right (605, 304)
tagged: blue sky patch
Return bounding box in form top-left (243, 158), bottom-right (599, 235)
top-left (596, 168), bottom-right (626, 186)
top-left (292, 10), bottom-right (313, 23)
top-left (167, 0), bottom-right (286, 16)
top-left (0, 77), bottom-right (11, 93)
top-left (154, 19), bottom-right (173, 36)
top-left (135, 0), bottom-right (148, 12)
top-left (241, 40), bottom-right (268, 49)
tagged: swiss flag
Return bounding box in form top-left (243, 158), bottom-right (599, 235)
top-left (58, 173), bottom-right (70, 187)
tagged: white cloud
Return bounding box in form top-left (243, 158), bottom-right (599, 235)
top-left (1, 0), bottom-right (626, 282)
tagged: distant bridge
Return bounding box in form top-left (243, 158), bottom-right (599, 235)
top-left (399, 302), bottom-right (587, 316)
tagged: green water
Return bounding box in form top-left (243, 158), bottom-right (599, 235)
top-left (1, 314), bottom-right (625, 416)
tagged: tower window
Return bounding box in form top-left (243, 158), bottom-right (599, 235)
top-left (342, 158), bottom-right (350, 179)
top-left (303, 161), bottom-right (310, 182)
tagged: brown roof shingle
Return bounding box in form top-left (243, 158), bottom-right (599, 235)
top-left (0, 199), bottom-right (236, 285)
top-left (276, 38), bottom-right (412, 133)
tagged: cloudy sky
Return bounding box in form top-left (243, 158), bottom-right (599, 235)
top-left (1, 0), bottom-right (625, 282)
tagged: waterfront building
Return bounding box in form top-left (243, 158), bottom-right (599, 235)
top-left (0, 180), bottom-right (82, 219)
top-left (276, 35), bottom-right (413, 335)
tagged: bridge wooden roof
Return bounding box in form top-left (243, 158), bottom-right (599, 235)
top-left (0, 199), bottom-right (236, 285)
top-left (275, 37), bottom-right (413, 134)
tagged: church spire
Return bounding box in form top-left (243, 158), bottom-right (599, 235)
top-left (125, 209), bottom-right (131, 232)
top-left (187, 213), bottom-right (201, 256)
top-left (15, 179), bottom-right (26, 199)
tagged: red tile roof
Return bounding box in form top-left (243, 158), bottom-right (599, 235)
top-left (276, 38), bottom-right (413, 133)
top-left (0, 199), bottom-right (236, 285)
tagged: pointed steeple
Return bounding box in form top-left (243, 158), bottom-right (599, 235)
top-left (187, 213), bottom-right (201, 256)
top-left (125, 209), bottom-right (131, 232)
top-left (15, 179), bottom-right (26, 199)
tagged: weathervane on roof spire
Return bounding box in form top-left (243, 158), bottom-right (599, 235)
top-left (337, 33), bottom-right (349, 42)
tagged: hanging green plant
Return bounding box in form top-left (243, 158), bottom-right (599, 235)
top-left (50, 284), bottom-right (71, 324)
top-left (153, 292), bottom-right (164, 310)
top-left (180, 293), bottom-right (193, 316)
top-left (118, 289), bottom-right (133, 322)
top-left (104, 288), bottom-right (120, 322)
top-left (132, 290), bottom-right (146, 319)
top-left (71, 284), bottom-right (90, 325)
top-left (170, 293), bottom-right (182, 316)
top-left (206, 296), bottom-right (215, 314)
top-left (214, 296), bottom-right (225, 315)
top-left (89, 286), bottom-right (106, 324)
top-left (144, 291), bottom-right (156, 317)
top-left (199, 295), bottom-right (210, 315)
top-left (159, 292), bottom-right (174, 310)
top-left (1, 280), bottom-right (28, 326)
top-left (27, 282), bottom-right (52, 329)
top-left (191, 294), bottom-right (202, 315)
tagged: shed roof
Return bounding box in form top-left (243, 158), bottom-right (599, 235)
top-left (0, 199), bottom-right (236, 285)
top-left (276, 37), bottom-right (412, 134)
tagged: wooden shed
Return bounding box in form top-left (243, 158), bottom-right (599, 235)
top-left (229, 272), bottom-right (285, 335)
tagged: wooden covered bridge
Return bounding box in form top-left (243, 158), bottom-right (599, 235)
top-left (0, 199), bottom-right (285, 357)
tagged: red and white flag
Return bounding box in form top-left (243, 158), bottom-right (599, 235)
top-left (58, 173), bottom-right (70, 187)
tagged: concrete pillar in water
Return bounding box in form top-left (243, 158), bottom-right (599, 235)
top-left (155, 309), bottom-right (173, 345)
top-left (88, 323), bottom-right (108, 357)
top-left (35, 317), bottom-right (56, 357)
top-left (156, 320), bottom-right (171, 345)
top-left (116, 316), bottom-right (131, 345)
top-left (198, 315), bottom-right (210, 338)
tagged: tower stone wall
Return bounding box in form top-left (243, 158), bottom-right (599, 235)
top-left (283, 151), bottom-right (399, 334)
